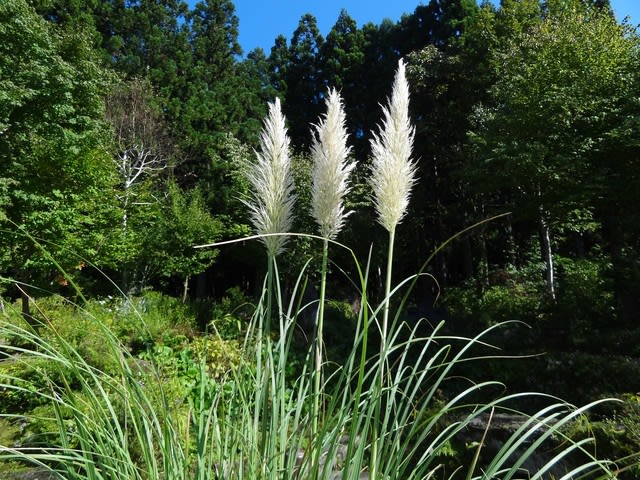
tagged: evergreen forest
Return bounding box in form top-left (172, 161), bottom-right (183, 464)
top-left (1, 0), bottom-right (640, 478)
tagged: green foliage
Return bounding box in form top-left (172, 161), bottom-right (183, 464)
top-left (0, 290), bottom-right (237, 470)
top-left (320, 10), bottom-right (365, 93)
top-left (277, 153), bottom-right (324, 280)
top-left (1, 295), bottom-right (122, 371)
top-left (443, 268), bottom-right (545, 327)
top-left (602, 394), bottom-right (640, 477)
top-left (0, 0), bottom-right (120, 291)
top-left (209, 286), bottom-right (254, 339)
top-left (140, 334), bottom-right (243, 404)
top-left (173, 0), bottom-right (255, 159)
top-left (554, 256), bottom-right (616, 344)
top-left (13, 0), bottom-right (636, 335)
top-left (1, 0), bottom-right (640, 476)
top-left (0, 232), bottom-right (624, 480)
top-left (467, 2), bottom-right (640, 298)
top-left (481, 282), bottom-right (542, 324)
top-left (113, 177), bottom-right (229, 294)
top-left (154, 182), bottom-right (222, 283)
top-left (1, 291), bottom-right (199, 360)
top-left (197, 132), bottom-right (253, 237)
top-left (281, 14), bottom-right (325, 150)
top-left (568, 394), bottom-right (640, 479)
top-left (105, 291), bottom-right (198, 349)
top-left (0, 356), bottom-right (67, 414)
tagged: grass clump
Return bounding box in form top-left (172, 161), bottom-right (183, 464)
top-left (0, 290), bottom-right (620, 479)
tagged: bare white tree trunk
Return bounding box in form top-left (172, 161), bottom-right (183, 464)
top-left (539, 209), bottom-right (556, 301)
top-left (106, 79), bottom-right (170, 292)
top-left (182, 275), bottom-right (190, 304)
top-left (116, 146), bottom-right (166, 234)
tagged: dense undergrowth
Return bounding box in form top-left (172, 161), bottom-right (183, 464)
top-left (0, 282), bottom-right (638, 478)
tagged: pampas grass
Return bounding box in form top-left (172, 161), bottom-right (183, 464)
top-left (369, 57), bottom-right (418, 351)
top-left (369, 58), bottom-right (417, 234)
top-left (309, 88), bottom-right (355, 459)
top-left (0, 290), bottom-right (618, 480)
top-left (245, 97), bottom-right (295, 258)
top-left (368, 59), bottom-right (418, 476)
top-left (311, 88), bottom-right (355, 241)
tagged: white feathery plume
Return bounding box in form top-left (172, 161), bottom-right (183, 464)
top-left (369, 59), bottom-right (417, 232)
top-left (245, 97), bottom-right (295, 256)
top-left (311, 88), bottom-right (355, 239)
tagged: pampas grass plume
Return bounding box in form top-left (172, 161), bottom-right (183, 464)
top-left (311, 88), bottom-right (355, 239)
top-left (246, 97), bottom-right (295, 256)
top-left (370, 59), bottom-right (417, 232)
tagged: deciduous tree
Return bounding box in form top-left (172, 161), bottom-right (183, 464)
top-left (467, 1), bottom-right (639, 303)
top-left (0, 0), bottom-right (119, 319)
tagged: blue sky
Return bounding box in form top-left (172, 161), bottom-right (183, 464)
top-left (225, 0), bottom-right (640, 56)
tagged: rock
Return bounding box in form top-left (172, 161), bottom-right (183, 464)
top-left (294, 434), bottom-right (370, 479)
top-left (2, 469), bottom-right (56, 480)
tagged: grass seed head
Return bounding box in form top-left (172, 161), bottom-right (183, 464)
top-left (370, 58), bottom-right (417, 233)
top-left (311, 88), bottom-right (355, 240)
top-left (245, 97), bottom-right (296, 256)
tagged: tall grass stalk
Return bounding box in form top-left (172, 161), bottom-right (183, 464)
top-left (243, 93), bottom-right (298, 476)
top-left (310, 88), bottom-right (354, 458)
top-left (369, 57), bottom-right (417, 353)
top-left (312, 238), bottom-right (328, 450)
top-left (368, 58), bottom-right (417, 478)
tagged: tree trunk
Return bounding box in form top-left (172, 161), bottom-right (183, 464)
top-left (539, 212), bottom-right (556, 301)
top-left (478, 229), bottom-right (489, 289)
top-left (182, 275), bottom-right (190, 304)
top-left (504, 216), bottom-right (517, 267)
top-left (18, 286), bottom-right (34, 326)
top-left (121, 191), bottom-right (130, 292)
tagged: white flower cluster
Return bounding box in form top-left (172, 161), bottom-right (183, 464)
top-left (246, 59), bottom-right (416, 253)
top-left (245, 97), bottom-right (296, 256)
top-left (369, 59), bottom-right (417, 233)
top-left (311, 88), bottom-right (355, 240)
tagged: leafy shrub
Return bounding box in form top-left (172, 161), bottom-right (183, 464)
top-left (107, 291), bottom-right (198, 348)
top-left (36, 301), bottom-right (122, 374)
top-left (139, 332), bottom-right (244, 409)
top-left (0, 419), bottom-right (20, 447)
top-left (443, 276), bottom-right (543, 329)
top-left (209, 286), bottom-right (254, 339)
top-left (0, 356), bottom-right (70, 414)
top-left (554, 256), bottom-right (616, 348)
top-left (568, 394), bottom-right (640, 479)
top-left (480, 282), bottom-right (543, 324)
top-left (2, 292), bottom-right (198, 364)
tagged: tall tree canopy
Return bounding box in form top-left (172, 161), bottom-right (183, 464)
top-left (0, 0), bottom-right (119, 315)
top-left (468, 0), bottom-right (639, 307)
top-left (3, 0), bottom-right (638, 329)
